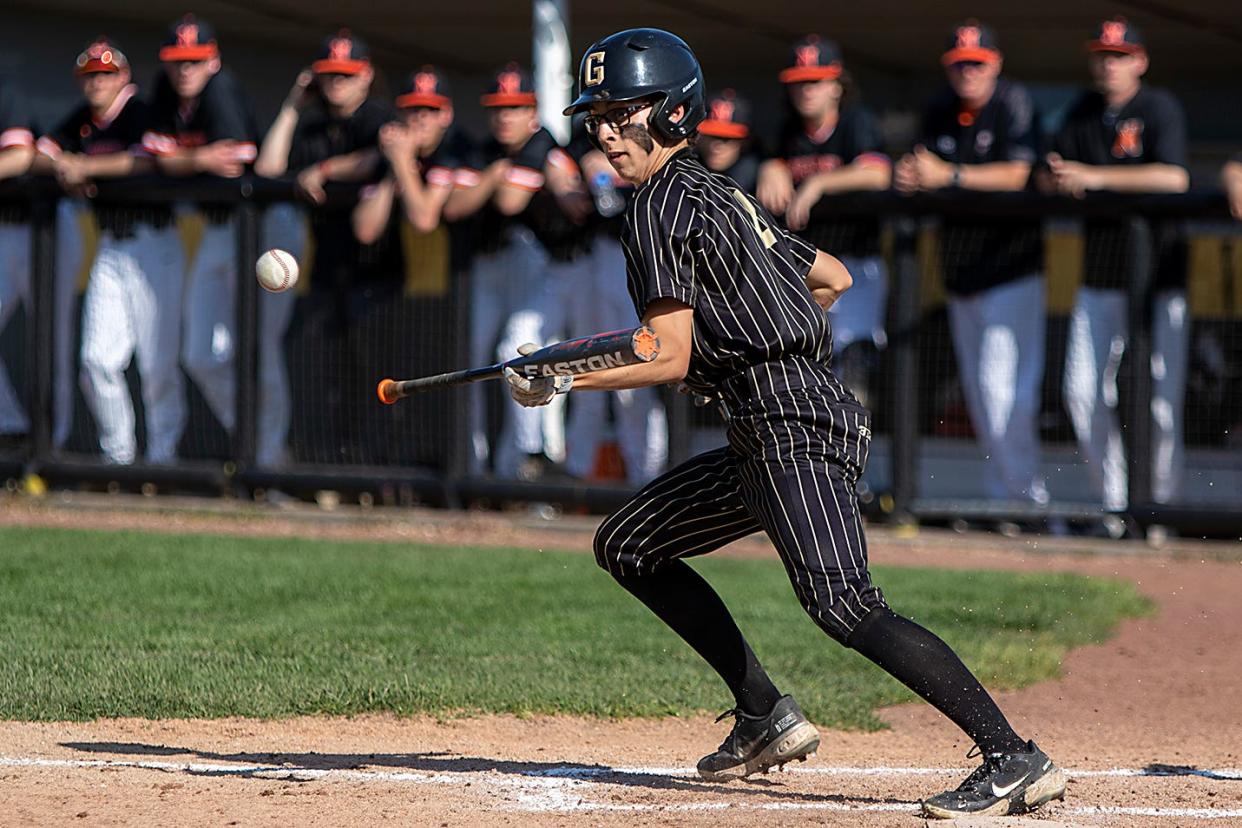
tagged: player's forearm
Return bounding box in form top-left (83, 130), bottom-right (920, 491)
top-left (804, 250), bottom-right (853, 310)
top-left (0, 146), bottom-right (34, 180)
top-left (571, 301), bottom-right (694, 391)
top-left (80, 152), bottom-right (147, 179)
top-left (153, 151), bottom-right (201, 177)
top-left (956, 161), bottom-right (1032, 191)
top-left (393, 161), bottom-right (448, 233)
top-left (254, 107), bottom-right (299, 178)
top-left (810, 161), bottom-right (891, 194)
top-left (494, 182), bottom-right (536, 216)
top-left (444, 171), bottom-right (502, 219)
top-left (1090, 164), bottom-right (1189, 193)
top-left (320, 148), bottom-right (382, 183)
top-left (352, 178), bottom-right (396, 244)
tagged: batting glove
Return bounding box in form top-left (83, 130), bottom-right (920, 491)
top-left (503, 343), bottom-right (574, 407)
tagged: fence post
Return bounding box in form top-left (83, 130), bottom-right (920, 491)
top-left (233, 193), bottom-right (260, 484)
top-left (888, 215), bottom-right (921, 523)
top-left (1124, 215), bottom-right (1154, 515)
top-left (29, 191), bottom-right (56, 465)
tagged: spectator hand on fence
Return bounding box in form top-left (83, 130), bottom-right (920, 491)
top-left (1045, 152), bottom-right (1100, 199)
top-left (296, 162), bottom-right (328, 204)
top-left (895, 146), bottom-right (953, 193)
top-left (194, 141), bottom-right (248, 178)
top-left (785, 180), bottom-right (825, 231)
top-left (503, 343), bottom-right (573, 407)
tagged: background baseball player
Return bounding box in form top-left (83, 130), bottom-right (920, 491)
top-left (561, 120), bottom-right (667, 485)
top-left (697, 89), bottom-right (761, 192)
top-left (1043, 18), bottom-right (1190, 515)
top-left (448, 64), bottom-right (580, 479)
top-left (351, 66), bottom-right (464, 243)
top-left (56, 37), bottom-right (184, 465)
top-left (895, 22), bottom-right (1049, 509)
top-left (256, 30), bottom-right (397, 465)
top-left (0, 75), bottom-right (35, 449)
top-left (145, 15), bottom-right (306, 468)
top-left (756, 35), bottom-right (891, 399)
top-left (515, 27), bottom-right (1065, 819)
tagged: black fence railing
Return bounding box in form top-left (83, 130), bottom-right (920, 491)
top-left (0, 176), bottom-right (1238, 535)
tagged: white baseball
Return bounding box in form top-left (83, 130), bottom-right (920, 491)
top-left (256, 249), bottom-right (299, 293)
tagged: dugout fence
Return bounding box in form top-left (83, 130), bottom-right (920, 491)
top-left (0, 177), bottom-right (1236, 536)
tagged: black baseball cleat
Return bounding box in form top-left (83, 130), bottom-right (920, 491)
top-left (696, 695), bottom-right (820, 782)
top-left (922, 740), bottom-right (1067, 819)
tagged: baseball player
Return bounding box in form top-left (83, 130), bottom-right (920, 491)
top-left (351, 66), bottom-right (463, 243)
top-left (561, 121), bottom-right (667, 485)
top-left (1043, 18), bottom-right (1190, 514)
top-left (144, 15), bottom-right (280, 463)
top-left (510, 28), bottom-right (1064, 818)
top-left (448, 64), bottom-right (582, 479)
top-left (894, 22), bottom-right (1048, 507)
top-left (1225, 153), bottom-right (1242, 220)
top-left (0, 75), bottom-right (35, 448)
top-left (46, 38), bottom-right (185, 465)
top-left (697, 89), bottom-right (761, 193)
top-left (756, 36), bottom-right (891, 366)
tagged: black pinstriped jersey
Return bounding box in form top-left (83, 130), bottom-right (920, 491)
top-left (623, 148), bottom-right (855, 409)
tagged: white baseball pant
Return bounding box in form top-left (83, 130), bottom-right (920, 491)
top-left (469, 227), bottom-right (551, 477)
top-left (561, 236), bottom-right (667, 485)
top-left (1063, 286), bottom-right (1188, 511)
top-left (79, 223), bottom-right (186, 464)
top-left (947, 275), bottom-right (1049, 504)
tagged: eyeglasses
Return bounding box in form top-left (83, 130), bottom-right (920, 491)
top-left (583, 103), bottom-right (649, 135)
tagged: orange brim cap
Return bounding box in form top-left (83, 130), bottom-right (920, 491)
top-left (941, 47), bottom-right (1001, 65)
top-left (779, 64), bottom-right (842, 83)
top-left (480, 92), bottom-right (537, 107)
top-left (159, 43), bottom-right (218, 61)
top-left (698, 120), bottom-right (749, 139)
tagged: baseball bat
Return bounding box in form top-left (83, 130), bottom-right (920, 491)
top-left (377, 326), bottom-right (660, 404)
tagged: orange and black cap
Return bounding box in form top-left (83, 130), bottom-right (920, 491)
top-left (481, 63), bottom-right (537, 107)
top-left (312, 29), bottom-right (371, 75)
top-left (780, 35), bottom-right (843, 83)
top-left (76, 37), bottom-right (128, 75)
top-left (1087, 17), bottom-right (1145, 55)
top-left (159, 14), bottom-right (219, 62)
top-left (941, 20), bottom-right (1001, 66)
top-left (397, 66), bottom-right (451, 109)
top-left (699, 89), bottom-right (751, 140)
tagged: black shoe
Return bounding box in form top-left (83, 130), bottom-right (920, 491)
top-left (922, 740), bottom-right (1066, 819)
top-left (696, 695), bottom-right (820, 782)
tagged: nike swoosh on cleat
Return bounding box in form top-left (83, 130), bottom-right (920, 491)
top-left (991, 772), bottom-right (1031, 798)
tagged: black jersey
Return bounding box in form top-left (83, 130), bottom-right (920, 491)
top-left (287, 98), bottom-right (393, 173)
top-left (768, 105), bottom-right (887, 258)
top-left (921, 77), bottom-right (1043, 296)
top-left (1054, 86), bottom-right (1188, 291)
top-left (717, 151), bottom-right (761, 195)
top-left (144, 69), bottom-right (258, 223)
top-left (39, 86), bottom-right (173, 235)
top-left (287, 99), bottom-right (399, 288)
top-left (623, 149), bottom-right (856, 410)
top-left (0, 77), bottom-right (35, 222)
top-left (470, 126), bottom-right (583, 259)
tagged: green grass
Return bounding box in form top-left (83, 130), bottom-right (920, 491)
top-left (0, 526), bottom-right (1150, 728)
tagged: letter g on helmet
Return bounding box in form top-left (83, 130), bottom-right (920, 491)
top-left (564, 28), bottom-right (706, 142)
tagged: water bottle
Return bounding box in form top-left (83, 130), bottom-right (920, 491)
top-left (590, 171), bottom-right (626, 218)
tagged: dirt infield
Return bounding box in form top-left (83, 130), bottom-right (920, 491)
top-left (2, 495), bottom-right (1241, 826)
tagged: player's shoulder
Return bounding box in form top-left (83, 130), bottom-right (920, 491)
top-left (1136, 86), bottom-right (1184, 120)
top-left (993, 77), bottom-right (1035, 123)
top-left (202, 68), bottom-right (248, 105)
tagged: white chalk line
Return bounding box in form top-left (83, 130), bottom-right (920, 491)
top-left (4, 756), bottom-right (1241, 819)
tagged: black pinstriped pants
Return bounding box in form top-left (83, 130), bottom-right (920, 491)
top-left (594, 387), bottom-right (888, 644)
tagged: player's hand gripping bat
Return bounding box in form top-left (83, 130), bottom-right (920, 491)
top-left (377, 326), bottom-right (660, 404)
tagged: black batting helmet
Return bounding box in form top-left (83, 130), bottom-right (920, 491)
top-left (563, 28), bottom-right (705, 142)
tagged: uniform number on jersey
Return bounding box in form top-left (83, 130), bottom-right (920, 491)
top-left (585, 52), bottom-right (606, 87)
top-left (731, 188), bottom-right (776, 249)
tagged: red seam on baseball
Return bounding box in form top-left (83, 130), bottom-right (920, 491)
top-left (265, 250), bottom-right (291, 292)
